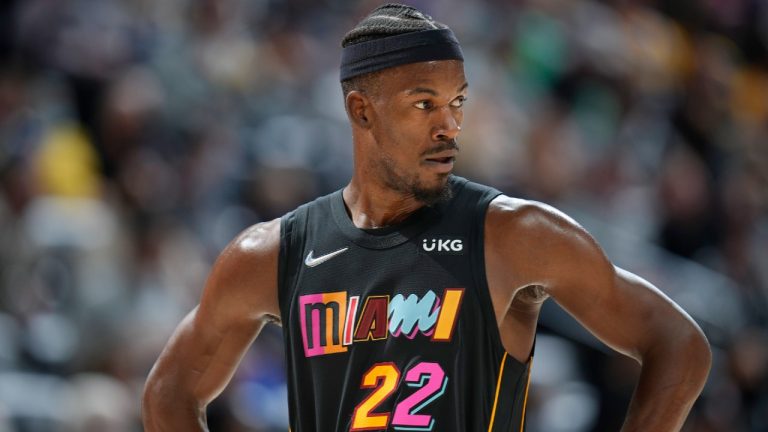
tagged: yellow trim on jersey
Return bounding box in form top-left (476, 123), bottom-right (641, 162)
top-left (486, 352), bottom-right (508, 432)
top-left (519, 356), bottom-right (534, 432)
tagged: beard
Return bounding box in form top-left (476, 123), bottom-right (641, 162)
top-left (378, 155), bottom-right (453, 206)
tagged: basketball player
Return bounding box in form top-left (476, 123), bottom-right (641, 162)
top-left (143, 4), bottom-right (711, 431)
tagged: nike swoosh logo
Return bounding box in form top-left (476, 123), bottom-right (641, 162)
top-left (304, 247), bottom-right (349, 267)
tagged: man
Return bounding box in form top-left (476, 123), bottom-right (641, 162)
top-left (142, 4), bottom-right (711, 431)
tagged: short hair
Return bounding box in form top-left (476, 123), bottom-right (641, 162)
top-left (340, 3), bottom-right (449, 97)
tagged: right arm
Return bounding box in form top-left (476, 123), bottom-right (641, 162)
top-left (142, 219), bottom-right (282, 431)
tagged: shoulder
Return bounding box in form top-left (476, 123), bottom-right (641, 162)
top-left (202, 218), bottom-right (282, 322)
top-left (486, 195), bottom-right (584, 238)
top-left (484, 196), bottom-right (615, 295)
top-left (485, 195), bottom-right (605, 272)
top-left (218, 218), bottom-right (281, 266)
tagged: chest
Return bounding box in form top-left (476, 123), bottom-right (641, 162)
top-left (290, 236), bottom-right (478, 356)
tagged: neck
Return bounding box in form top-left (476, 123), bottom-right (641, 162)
top-left (342, 175), bottom-right (426, 229)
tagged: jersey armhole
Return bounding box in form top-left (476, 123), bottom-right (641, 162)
top-left (278, 210), bottom-right (302, 321)
top-left (473, 190), bottom-right (536, 368)
top-left (472, 189), bottom-right (536, 432)
top-left (471, 189), bottom-right (516, 361)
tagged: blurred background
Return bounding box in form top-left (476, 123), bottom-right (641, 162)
top-left (0, 0), bottom-right (766, 430)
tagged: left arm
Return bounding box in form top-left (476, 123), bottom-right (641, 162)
top-left (486, 197), bottom-right (711, 431)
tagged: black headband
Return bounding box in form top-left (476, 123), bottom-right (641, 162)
top-left (340, 28), bottom-right (464, 81)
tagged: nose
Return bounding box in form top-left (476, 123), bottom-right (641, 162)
top-left (431, 106), bottom-right (462, 142)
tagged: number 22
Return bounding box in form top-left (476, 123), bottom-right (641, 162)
top-left (351, 362), bottom-right (448, 431)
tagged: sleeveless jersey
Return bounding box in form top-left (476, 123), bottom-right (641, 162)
top-left (278, 176), bottom-right (532, 432)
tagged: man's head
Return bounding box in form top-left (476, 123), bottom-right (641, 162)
top-left (340, 4), bottom-right (467, 205)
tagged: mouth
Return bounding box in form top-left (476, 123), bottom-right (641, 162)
top-left (425, 156), bottom-right (455, 164)
top-left (423, 152), bottom-right (457, 173)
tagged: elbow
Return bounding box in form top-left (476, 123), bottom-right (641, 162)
top-left (658, 321), bottom-right (712, 393)
top-left (672, 324), bottom-right (712, 401)
top-left (142, 369), bottom-right (203, 430)
top-left (683, 324), bottom-right (712, 382)
top-left (643, 320), bottom-right (712, 391)
top-left (142, 373), bottom-right (166, 428)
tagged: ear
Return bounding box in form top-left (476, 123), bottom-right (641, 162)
top-left (345, 91), bottom-right (373, 129)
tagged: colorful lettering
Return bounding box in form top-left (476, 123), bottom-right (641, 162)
top-left (393, 362), bottom-right (448, 430)
top-left (354, 295), bottom-right (389, 341)
top-left (299, 289), bottom-right (463, 357)
top-left (432, 289), bottom-right (464, 342)
top-left (344, 296), bottom-right (360, 346)
top-left (351, 361), bottom-right (448, 431)
top-left (351, 363), bottom-right (400, 431)
top-left (299, 291), bottom-right (347, 357)
top-left (388, 291), bottom-right (441, 338)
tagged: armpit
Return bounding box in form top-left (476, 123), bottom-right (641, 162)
top-left (264, 313), bottom-right (282, 326)
top-left (513, 285), bottom-right (550, 305)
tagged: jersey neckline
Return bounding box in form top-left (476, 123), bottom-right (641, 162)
top-left (330, 176), bottom-right (467, 249)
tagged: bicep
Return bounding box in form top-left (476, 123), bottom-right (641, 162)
top-left (165, 302), bottom-right (267, 405)
top-left (490, 198), bottom-right (697, 363)
top-left (549, 257), bottom-right (689, 362)
top-left (147, 306), bottom-right (260, 403)
top-left (531, 213), bottom-right (696, 362)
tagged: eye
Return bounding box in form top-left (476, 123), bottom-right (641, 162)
top-left (450, 96), bottom-right (467, 108)
top-left (414, 100), bottom-right (433, 110)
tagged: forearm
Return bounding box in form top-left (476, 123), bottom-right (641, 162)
top-left (142, 312), bottom-right (264, 431)
top-left (620, 329), bottom-right (711, 431)
top-left (142, 378), bottom-right (209, 432)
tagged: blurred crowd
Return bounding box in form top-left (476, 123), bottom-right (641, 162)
top-left (0, 0), bottom-right (766, 431)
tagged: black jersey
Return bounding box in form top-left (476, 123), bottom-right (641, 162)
top-left (278, 176), bottom-right (532, 432)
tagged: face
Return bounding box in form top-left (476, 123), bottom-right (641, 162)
top-left (364, 60), bottom-right (467, 205)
